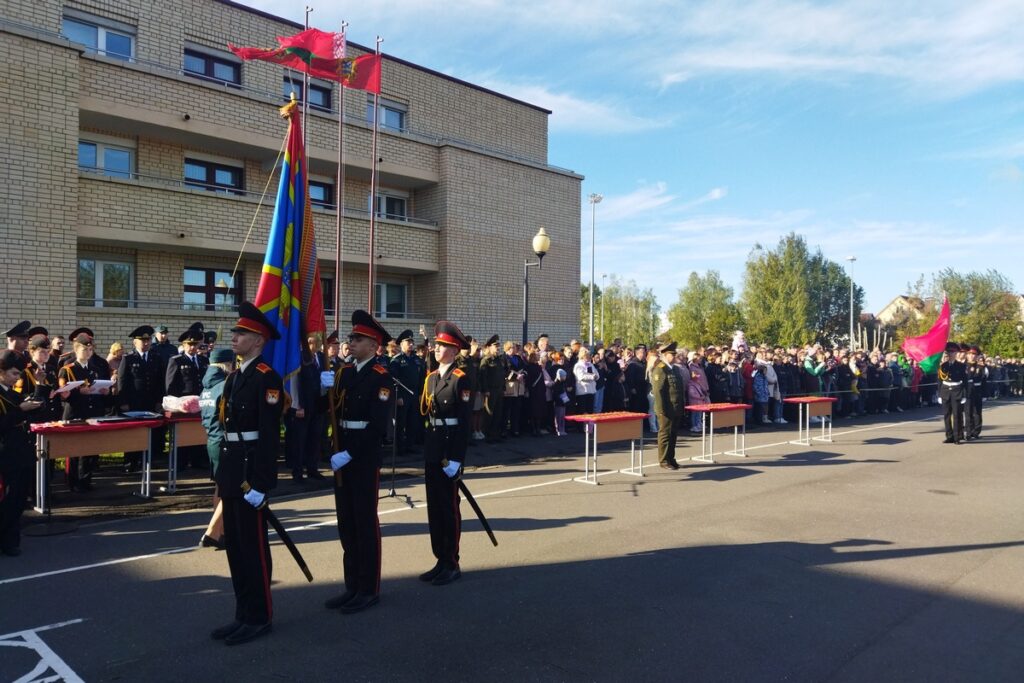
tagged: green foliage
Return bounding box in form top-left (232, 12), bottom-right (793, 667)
top-left (931, 269), bottom-right (1020, 352)
top-left (594, 276), bottom-right (661, 347)
top-left (667, 271), bottom-right (743, 347)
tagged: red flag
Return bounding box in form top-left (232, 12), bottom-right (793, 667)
top-left (276, 28), bottom-right (346, 59)
top-left (901, 297), bottom-right (950, 373)
top-left (228, 43), bottom-right (349, 84)
top-left (341, 53), bottom-right (382, 94)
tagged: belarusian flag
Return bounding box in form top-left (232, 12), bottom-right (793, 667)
top-left (901, 297), bottom-right (950, 373)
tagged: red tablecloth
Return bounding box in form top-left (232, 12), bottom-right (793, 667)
top-left (30, 418), bottom-right (165, 435)
top-left (164, 412), bottom-right (202, 424)
top-left (782, 396), bottom-right (838, 404)
top-left (565, 411), bottom-right (649, 424)
top-left (685, 402), bottom-right (752, 412)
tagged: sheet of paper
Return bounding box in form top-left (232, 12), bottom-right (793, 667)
top-left (89, 379), bottom-right (115, 391)
top-left (54, 380), bottom-right (85, 394)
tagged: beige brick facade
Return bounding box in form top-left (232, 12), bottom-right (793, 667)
top-left (0, 0), bottom-right (581, 346)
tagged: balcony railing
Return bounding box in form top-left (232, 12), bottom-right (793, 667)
top-left (76, 297), bottom-right (432, 321)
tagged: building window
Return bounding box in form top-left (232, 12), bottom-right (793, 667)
top-left (183, 268), bottom-right (241, 311)
top-left (283, 76), bottom-right (332, 112)
top-left (366, 97), bottom-right (407, 131)
top-left (62, 12), bottom-right (135, 60)
top-left (320, 277), bottom-right (335, 316)
top-left (371, 190), bottom-right (408, 220)
top-left (184, 158), bottom-right (244, 194)
top-left (184, 48), bottom-right (241, 86)
top-left (79, 140), bottom-right (133, 178)
top-left (374, 283), bottom-right (407, 319)
top-left (309, 180), bottom-right (334, 208)
top-left (77, 258), bottom-right (133, 308)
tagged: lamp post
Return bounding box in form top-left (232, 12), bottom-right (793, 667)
top-left (600, 273), bottom-right (607, 344)
top-left (588, 193), bottom-right (602, 347)
top-left (846, 256), bottom-right (857, 350)
top-left (522, 227), bottom-right (552, 345)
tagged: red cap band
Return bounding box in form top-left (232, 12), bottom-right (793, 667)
top-left (236, 317), bottom-right (271, 338)
top-left (435, 332), bottom-right (461, 348)
top-left (351, 324), bottom-right (383, 345)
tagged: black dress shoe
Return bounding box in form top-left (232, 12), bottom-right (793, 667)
top-left (419, 562), bottom-right (443, 582)
top-left (431, 566), bottom-right (462, 586)
top-left (339, 593), bottom-right (379, 614)
top-left (210, 620), bottom-right (243, 640)
top-left (942, 438), bottom-right (954, 443)
top-left (224, 622), bottom-right (272, 645)
top-left (324, 589), bottom-right (358, 609)
top-left (659, 461), bottom-right (680, 470)
top-left (292, 472), bottom-right (304, 483)
top-left (306, 470), bottom-right (326, 480)
top-left (200, 534), bottom-right (225, 550)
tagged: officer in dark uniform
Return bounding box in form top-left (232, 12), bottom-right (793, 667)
top-left (57, 327), bottom-right (91, 369)
top-left (58, 332), bottom-right (111, 490)
top-left (624, 344), bottom-right (650, 419)
top-left (5, 321), bottom-right (31, 362)
top-left (477, 334), bottom-right (508, 443)
top-left (210, 302), bottom-right (283, 646)
top-left (418, 321), bottom-right (473, 586)
top-left (166, 323), bottom-right (210, 469)
top-left (20, 334), bottom-right (62, 423)
top-left (650, 341), bottom-right (685, 469)
top-left (117, 326), bottom-right (164, 471)
top-left (964, 345), bottom-right (987, 440)
top-left (323, 310), bottom-right (393, 613)
top-left (389, 329), bottom-right (424, 455)
top-left (1, 349), bottom-right (44, 556)
top-left (325, 330), bottom-right (343, 372)
top-left (938, 341), bottom-right (967, 444)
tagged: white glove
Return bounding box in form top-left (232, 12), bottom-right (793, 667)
top-left (243, 488), bottom-right (266, 509)
top-left (330, 450), bottom-right (352, 471)
top-left (960, 398), bottom-right (967, 405)
top-left (937, 397), bottom-right (942, 404)
top-left (320, 371), bottom-right (335, 394)
top-left (443, 460), bottom-right (461, 478)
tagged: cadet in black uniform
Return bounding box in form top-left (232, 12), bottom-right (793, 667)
top-left (21, 334), bottom-right (62, 422)
top-left (418, 321), bottom-right (473, 586)
top-left (477, 334), bottom-right (508, 443)
top-left (323, 311), bottom-right (393, 613)
top-left (964, 345), bottom-right (986, 440)
top-left (389, 329), bottom-right (424, 455)
top-left (4, 321), bottom-right (31, 363)
top-left (938, 342), bottom-right (967, 444)
top-left (58, 332), bottom-right (111, 490)
top-left (166, 323), bottom-right (210, 469)
top-left (1, 350), bottom-right (44, 556)
top-left (650, 342), bottom-right (686, 469)
top-left (117, 326), bottom-right (164, 471)
top-left (210, 302), bottom-right (283, 646)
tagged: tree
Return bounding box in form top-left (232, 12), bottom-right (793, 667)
top-left (931, 269), bottom-right (1020, 351)
top-left (580, 282), bottom-right (601, 342)
top-left (667, 271), bottom-right (743, 347)
top-left (592, 275), bottom-right (661, 347)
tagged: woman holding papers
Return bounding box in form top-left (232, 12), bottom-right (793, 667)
top-left (57, 331), bottom-right (111, 491)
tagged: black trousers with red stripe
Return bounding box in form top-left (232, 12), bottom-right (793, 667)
top-left (333, 458), bottom-right (381, 595)
top-left (222, 498), bottom-right (273, 625)
top-left (425, 464), bottom-right (461, 569)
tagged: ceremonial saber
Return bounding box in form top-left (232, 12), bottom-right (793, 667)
top-left (458, 479), bottom-right (498, 547)
top-left (242, 483), bottom-right (314, 582)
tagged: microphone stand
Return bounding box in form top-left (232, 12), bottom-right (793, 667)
top-left (379, 373), bottom-right (415, 508)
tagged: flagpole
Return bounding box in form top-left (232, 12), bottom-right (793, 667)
top-left (302, 6), bottom-right (312, 151)
top-left (367, 35), bottom-right (382, 313)
top-left (334, 21), bottom-right (348, 332)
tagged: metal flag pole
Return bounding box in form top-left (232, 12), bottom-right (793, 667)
top-left (302, 6), bottom-right (312, 151)
top-left (367, 35), bottom-right (382, 313)
top-left (334, 21), bottom-right (348, 332)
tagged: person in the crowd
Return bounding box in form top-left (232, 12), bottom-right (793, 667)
top-left (502, 340), bottom-right (526, 438)
top-left (650, 342), bottom-right (685, 470)
top-left (524, 351), bottom-right (552, 435)
top-left (197, 347), bottom-right (236, 550)
top-left (601, 349), bottom-right (626, 412)
top-left (477, 335), bottom-right (507, 443)
top-left (285, 333), bottom-right (327, 483)
top-left (0, 349), bottom-right (43, 556)
top-left (686, 350), bottom-right (710, 432)
top-left (58, 331), bottom-right (111, 491)
top-left (116, 326), bottom-right (164, 472)
top-left (165, 323), bottom-right (210, 470)
top-left (573, 348), bottom-right (598, 416)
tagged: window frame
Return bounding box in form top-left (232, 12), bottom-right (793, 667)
top-left (370, 188), bottom-right (410, 220)
top-left (309, 177), bottom-right (335, 209)
top-left (183, 47), bottom-right (242, 87)
top-left (183, 267), bottom-right (243, 312)
top-left (77, 257), bottom-right (135, 308)
top-left (184, 157), bottom-right (245, 195)
top-left (366, 96), bottom-right (408, 132)
top-left (78, 136), bottom-right (135, 179)
top-left (61, 10), bottom-right (136, 61)
top-left (283, 75), bottom-right (333, 112)
top-left (373, 282), bottom-right (408, 319)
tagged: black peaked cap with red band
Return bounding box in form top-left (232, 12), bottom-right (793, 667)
top-left (350, 309), bottom-right (391, 345)
top-left (434, 320), bottom-right (469, 350)
top-left (231, 302), bottom-right (281, 340)
top-left (69, 327), bottom-right (94, 341)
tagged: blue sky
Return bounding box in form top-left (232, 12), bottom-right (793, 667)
top-left (249, 0), bottom-right (1024, 313)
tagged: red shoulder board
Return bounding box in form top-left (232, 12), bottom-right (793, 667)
top-left (256, 363), bottom-right (272, 374)
top-left (372, 364), bottom-right (389, 375)
top-left (452, 368), bottom-right (466, 377)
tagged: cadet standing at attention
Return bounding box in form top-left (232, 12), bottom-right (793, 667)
top-left (650, 341), bottom-right (685, 470)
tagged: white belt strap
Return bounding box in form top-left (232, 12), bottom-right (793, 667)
top-left (431, 418), bottom-right (459, 426)
top-left (341, 420), bottom-right (369, 429)
top-left (943, 381), bottom-right (963, 386)
top-left (226, 431), bottom-right (259, 442)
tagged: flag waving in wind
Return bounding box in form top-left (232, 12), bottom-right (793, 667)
top-left (901, 296), bottom-right (950, 373)
top-left (254, 100), bottom-right (327, 381)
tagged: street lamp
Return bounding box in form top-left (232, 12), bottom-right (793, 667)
top-left (522, 227), bottom-right (552, 345)
top-left (600, 273), bottom-right (607, 344)
top-left (588, 193), bottom-right (602, 347)
top-left (846, 256), bottom-right (857, 350)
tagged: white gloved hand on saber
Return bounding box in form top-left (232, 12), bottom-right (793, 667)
top-left (243, 488), bottom-right (266, 509)
top-left (331, 450), bottom-right (352, 471)
top-left (443, 460), bottom-right (461, 478)
top-left (320, 371), bottom-right (335, 394)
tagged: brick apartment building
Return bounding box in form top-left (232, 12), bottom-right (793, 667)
top-left (0, 0), bottom-right (582, 348)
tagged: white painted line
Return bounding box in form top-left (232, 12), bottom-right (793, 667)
top-left (0, 618), bottom-right (86, 683)
top-left (0, 548), bottom-right (194, 586)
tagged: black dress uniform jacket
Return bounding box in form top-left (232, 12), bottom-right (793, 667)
top-left (165, 353), bottom-right (209, 397)
top-left (216, 356), bottom-right (283, 498)
top-left (1, 383), bottom-right (36, 552)
top-left (117, 350), bottom-right (163, 412)
top-left (938, 360), bottom-right (967, 442)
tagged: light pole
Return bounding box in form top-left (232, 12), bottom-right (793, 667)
top-left (588, 193), bottom-right (602, 347)
top-left (846, 256), bottom-right (857, 350)
top-left (600, 273), bottom-right (607, 344)
top-left (522, 227), bottom-right (552, 345)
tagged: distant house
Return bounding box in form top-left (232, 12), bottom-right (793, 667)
top-left (876, 296), bottom-right (934, 325)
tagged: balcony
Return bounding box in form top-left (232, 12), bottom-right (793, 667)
top-left (77, 170), bottom-right (440, 273)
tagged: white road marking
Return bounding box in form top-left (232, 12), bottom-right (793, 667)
top-left (0, 619), bottom-right (85, 683)
top-left (0, 410), bottom-right (983, 585)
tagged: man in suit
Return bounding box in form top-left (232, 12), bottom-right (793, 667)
top-left (165, 323), bottom-right (210, 469)
top-left (209, 302), bottom-right (283, 646)
top-left (323, 311), bottom-right (394, 614)
top-left (285, 333), bottom-right (327, 482)
top-left (418, 321), bottom-right (473, 586)
top-left (650, 341), bottom-right (686, 470)
top-left (117, 325), bottom-right (164, 472)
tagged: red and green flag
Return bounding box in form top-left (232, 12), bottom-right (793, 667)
top-left (901, 296), bottom-right (950, 373)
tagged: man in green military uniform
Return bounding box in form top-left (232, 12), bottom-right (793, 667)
top-left (477, 334), bottom-right (508, 443)
top-left (650, 341), bottom-right (686, 470)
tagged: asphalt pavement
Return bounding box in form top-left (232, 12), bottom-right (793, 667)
top-left (1, 400), bottom-right (1022, 682)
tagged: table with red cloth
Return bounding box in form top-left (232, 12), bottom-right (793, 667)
top-left (783, 396), bottom-right (838, 446)
top-left (564, 411), bottom-right (648, 484)
top-left (683, 402), bottom-right (753, 463)
top-left (30, 418), bottom-right (164, 514)
top-left (163, 413), bottom-right (208, 493)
